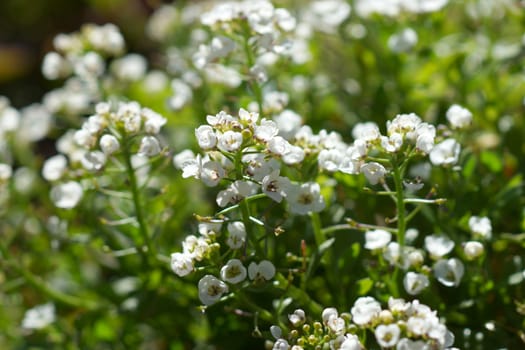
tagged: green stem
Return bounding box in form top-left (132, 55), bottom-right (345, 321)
top-left (392, 164), bottom-right (406, 247)
top-left (122, 146), bottom-right (154, 264)
top-left (241, 27), bottom-right (264, 115)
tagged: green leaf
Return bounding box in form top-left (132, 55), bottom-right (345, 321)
top-left (356, 277), bottom-right (374, 295)
top-left (480, 150), bottom-right (503, 173)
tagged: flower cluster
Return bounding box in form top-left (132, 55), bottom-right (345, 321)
top-left (174, 107), bottom-right (326, 215)
top-left (170, 218), bottom-right (277, 306)
top-left (269, 297), bottom-right (455, 350)
top-left (43, 101), bottom-right (167, 209)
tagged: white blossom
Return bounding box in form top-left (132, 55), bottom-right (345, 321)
top-left (138, 136), bottom-right (161, 157)
top-left (21, 303), bottom-right (56, 330)
top-left (360, 162), bottom-right (387, 185)
top-left (424, 234), bottom-right (455, 259)
top-left (403, 272), bottom-right (430, 295)
top-left (99, 134), bottom-right (120, 155)
top-left (287, 182), bottom-right (325, 215)
top-left (364, 229), bottom-right (392, 250)
top-left (220, 259), bottom-right (247, 284)
top-left (468, 216), bottom-right (492, 240)
top-left (198, 275), bottom-right (228, 306)
top-left (433, 258), bottom-right (464, 287)
top-left (351, 296), bottom-right (381, 326)
top-left (262, 170), bottom-right (291, 202)
top-left (375, 324), bottom-right (401, 348)
top-left (446, 104), bottom-right (472, 129)
top-left (226, 222), bottom-right (246, 249)
top-left (463, 241), bottom-right (484, 260)
top-left (248, 260), bottom-right (276, 282)
top-left (42, 154), bottom-right (68, 181)
top-left (429, 139), bottom-right (460, 166)
top-left (170, 252), bottom-right (194, 277)
top-left (50, 181), bottom-right (83, 208)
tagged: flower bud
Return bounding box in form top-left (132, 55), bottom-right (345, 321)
top-left (463, 241), bottom-right (484, 260)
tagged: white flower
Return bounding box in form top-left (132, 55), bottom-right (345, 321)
top-left (339, 333), bottom-right (362, 350)
top-left (99, 134), bottom-right (120, 155)
top-left (375, 324), bottom-right (401, 348)
top-left (364, 229), bottom-right (392, 250)
top-left (288, 309), bottom-right (306, 327)
top-left (468, 216), bottom-right (492, 240)
top-left (433, 258), bottom-right (464, 287)
top-left (463, 241), bottom-right (484, 260)
top-left (351, 296), bottom-right (381, 326)
top-left (273, 110), bottom-right (302, 140)
top-left (248, 260), bottom-right (276, 282)
top-left (318, 149), bottom-right (345, 172)
top-left (429, 138), bottom-right (460, 166)
top-left (42, 52), bottom-right (71, 80)
top-left (217, 130), bottom-right (243, 152)
top-left (216, 180), bottom-right (258, 207)
top-left (395, 338), bottom-right (427, 350)
top-left (360, 162), bottom-right (387, 185)
top-left (287, 182), bottom-right (325, 215)
top-left (424, 234), bottom-right (455, 259)
top-left (19, 104), bottom-right (53, 142)
top-left (352, 122), bottom-right (381, 142)
top-left (142, 108), bottom-right (167, 134)
top-left (387, 113), bottom-right (422, 140)
top-left (403, 272), bottom-right (429, 295)
top-left (261, 170), bottom-right (291, 203)
top-left (81, 151), bottom-right (106, 171)
top-left (111, 53), bottom-right (147, 82)
top-left (226, 222), bottom-right (246, 249)
top-left (138, 136), bottom-right (161, 157)
top-left (21, 303), bottom-right (56, 330)
top-left (50, 181), bottom-right (83, 208)
top-left (195, 125), bottom-right (217, 150)
top-left (446, 104), bottom-right (472, 129)
top-left (200, 160), bottom-right (225, 187)
top-left (173, 149), bottom-right (195, 170)
top-left (198, 275), bottom-right (228, 306)
top-left (42, 154), bottom-right (67, 181)
top-left (273, 338), bottom-right (290, 350)
top-left (388, 28), bottom-right (418, 53)
top-left (254, 119), bottom-right (279, 142)
top-left (381, 133), bottom-right (403, 153)
top-left (170, 252), bottom-right (194, 277)
top-left (169, 79), bottom-right (193, 110)
top-left (220, 259), bottom-right (247, 284)
top-left (0, 163), bottom-right (13, 181)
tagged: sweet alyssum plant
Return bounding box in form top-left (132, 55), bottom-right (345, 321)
top-left (1, 0), bottom-right (524, 349)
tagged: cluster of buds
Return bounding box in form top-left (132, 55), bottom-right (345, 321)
top-left (268, 297), bottom-right (455, 350)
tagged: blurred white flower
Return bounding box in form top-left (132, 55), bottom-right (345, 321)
top-left (99, 134), bottom-right (120, 155)
top-left (403, 272), bottom-right (429, 295)
top-left (364, 229), bottom-right (392, 250)
top-left (226, 221), bottom-right (246, 250)
top-left (351, 296), bottom-right (381, 326)
top-left (388, 28), bottom-right (418, 53)
top-left (198, 275), bottom-right (228, 305)
top-left (21, 303), bottom-right (56, 330)
top-left (463, 241), bottom-right (484, 260)
top-left (50, 181), bottom-right (83, 208)
top-left (170, 252), bottom-right (194, 277)
top-left (375, 324), bottom-right (401, 348)
top-left (248, 260), bottom-right (276, 282)
top-left (287, 182), bottom-right (325, 215)
top-left (42, 154), bottom-right (67, 181)
top-left (138, 136), bottom-right (161, 157)
top-left (468, 216), bottom-right (492, 240)
top-left (434, 258), bottom-right (464, 287)
top-left (220, 259), bottom-right (247, 284)
top-left (0, 163), bottom-right (12, 181)
top-left (360, 162), bottom-right (387, 185)
top-left (446, 104), bottom-right (472, 129)
top-left (429, 139), bottom-right (460, 166)
top-left (424, 234), bottom-right (455, 259)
